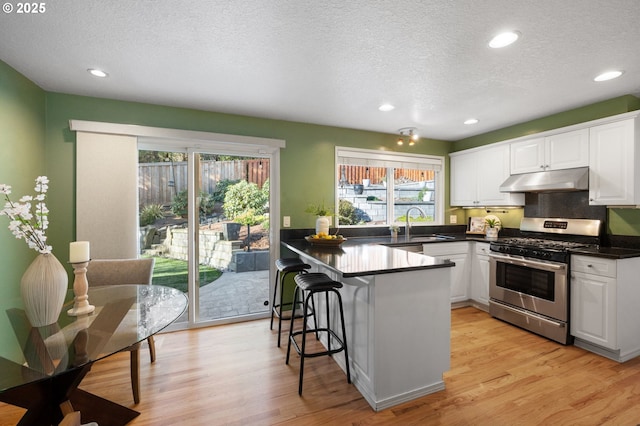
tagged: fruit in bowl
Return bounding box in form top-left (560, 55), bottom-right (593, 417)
top-left (309, 232), bottom-right (344, 240)
top-left (306, 232), bottom-right (346, 246)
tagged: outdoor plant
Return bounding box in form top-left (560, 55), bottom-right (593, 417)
top-left (212, 179), bottom-right (240, 202)
top-left (305, 200), bottom-right (333, 217)
top-left (171, 189), bottom-right (216, 217)
top-left (223, 180), bottom-right (268, 219)
top-left (234, 209), bottom-right (266, 252)
top-left (338, 199), bottom-right (356, 225)
top-left (0, 176), bottom-right (52, 254)
top-left (223, 180), bottom-right (269, 250)
top-left (140, 204), bottom-right (164, 226)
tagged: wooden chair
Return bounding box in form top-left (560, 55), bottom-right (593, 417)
top-left (86, 258), bottom-right (156, 404)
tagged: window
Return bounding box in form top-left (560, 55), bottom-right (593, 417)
top-left (336, 147), bottom-right (444, 227)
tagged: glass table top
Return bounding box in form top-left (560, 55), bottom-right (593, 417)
top-left (0, 284), bottom-right (187, 393)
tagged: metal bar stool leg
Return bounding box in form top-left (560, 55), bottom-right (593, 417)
top-left (285, 285), bottom-right (300, 366)
top-left (334, 289), bottom-right (351, 383)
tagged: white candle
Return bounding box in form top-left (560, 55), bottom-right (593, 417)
top-left (69, 241), bottom-right (90, 263)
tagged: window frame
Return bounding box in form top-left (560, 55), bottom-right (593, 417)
top-left (335, 146), bottom-right (445, 228)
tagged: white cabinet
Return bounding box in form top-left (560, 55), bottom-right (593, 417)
top-left (450, 144), bottom-right (524, 207)
top-left (471, 242), bottom-right (490, 308)
top-left (510, 129), bottom-right (589, 174)
top-left (571, 256), bottom-right (616, 350)
top-left (423, 242), bottom-right (470, 303)
top-left (588, 117), bottom-right (640, 206)
top-left (571, 254), bottom-right (640, 362)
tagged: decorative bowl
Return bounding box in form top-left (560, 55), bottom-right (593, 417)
top-left (305, 236), bottom-right (346, 247)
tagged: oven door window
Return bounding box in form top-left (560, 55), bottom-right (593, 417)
top-left (495, 262), bottom-right (555, 301)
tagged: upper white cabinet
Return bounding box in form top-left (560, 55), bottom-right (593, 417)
top-left (450, 144), bottom-right (524, 207)
top-left (588, 117), bottom-right (640, 206)
top-left (510, 129), bottom-right (589, 174)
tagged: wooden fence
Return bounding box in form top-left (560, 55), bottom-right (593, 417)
top-left (337, 165), bottom-right (435, 185)
top-left (139, 159), bottom-right (270, 207)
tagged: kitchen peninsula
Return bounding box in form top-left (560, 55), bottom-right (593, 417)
top-left (281, 238), bottom-right (454, 411)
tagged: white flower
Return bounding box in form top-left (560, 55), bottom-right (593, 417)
top-left (0, 176), bottom-right (52, 254)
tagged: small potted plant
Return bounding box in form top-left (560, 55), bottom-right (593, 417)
top-left (389, 224), bottom-right (400, 239)
top-left (485, 217), bottom-right (501, 239)
top-left (305, 201), bottom-right (334, 235)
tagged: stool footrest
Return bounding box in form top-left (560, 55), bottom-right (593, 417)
top-left (289, 329), bottom-right (346, 358)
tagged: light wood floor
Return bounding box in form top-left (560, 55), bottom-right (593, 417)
top-left (3, 307), bottom-right (640, 425)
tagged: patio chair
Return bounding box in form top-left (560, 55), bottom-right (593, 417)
top-left (86, 258), bottom-right (156, 404)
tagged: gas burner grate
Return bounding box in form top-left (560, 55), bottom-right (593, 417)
top-left (500, 238), bottom-right (589, 250)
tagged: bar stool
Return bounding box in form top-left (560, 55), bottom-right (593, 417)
top-left (270, 258), bottom-right (312, 347)
top-left (286, 272), bottom-right (351, 395)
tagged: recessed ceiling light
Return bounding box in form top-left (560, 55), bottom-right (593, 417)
top-left (88, 68), bottom-right (108, 78)
top-left (594, 70), bottom-right (624, 82)
top-left (378, 103), bottom-right (395, 112)
top-left (489, 31), bottom-right (520, 48)
top-left (464, 118), bottom-right (479, 125)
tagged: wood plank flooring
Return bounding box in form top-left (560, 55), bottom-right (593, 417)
top-left (2, 307), bottom-right (640, 425)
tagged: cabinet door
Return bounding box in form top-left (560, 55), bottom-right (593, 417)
top-left (510, 137), bottom-right (545, 174)
top-left (471, 243), bottom-right (490, 306)
top-left (476, 144), bottom-right (523, 206)
top-left (545, 129), bottom-right (589, 170)
top-left (450, 152), bottom-right (478, 206)
top-left (589, 119), bottom-right (637, 205)
top-left (451, 146), bottom-right (524, 207)
top-left (434, 253), bottom-right (468, 303)
top-left (571, 271), bottom-right (617, 349)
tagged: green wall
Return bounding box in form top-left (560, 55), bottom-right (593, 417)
top-left (43, 93), bottom-right (452, 257)
top-left (0, 61), bottom-right (46, 359)
top-left (452, 95), bottom-right (640, 235)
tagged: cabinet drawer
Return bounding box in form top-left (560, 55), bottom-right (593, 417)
top-left (475, 242), bottom-right (490, 255)
top-left (571, 255), bottom-right (616, 278)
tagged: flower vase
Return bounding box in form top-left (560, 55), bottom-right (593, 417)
top-left (20, 253), bottom-right (68, 327)
top-left (315, 216), bottom-right (331, 235)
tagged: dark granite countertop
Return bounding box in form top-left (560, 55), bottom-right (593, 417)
top-left (282, 237), bottom-right (456, 278)
top-left (569, 246), bottom-right (640, 259)
top-left (283, 230), bottom-right (640, 275)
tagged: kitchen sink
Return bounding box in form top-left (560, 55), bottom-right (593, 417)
top-left (383, 234), bottom-right (455, 252)
top-left (407, 234), bottom-right (455, 242)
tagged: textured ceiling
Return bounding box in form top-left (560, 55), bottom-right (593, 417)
top-left (1, 0), bottom-right (639, 140)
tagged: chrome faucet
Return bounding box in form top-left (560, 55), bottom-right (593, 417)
top-left (405, 206), bottom-right (427, 241)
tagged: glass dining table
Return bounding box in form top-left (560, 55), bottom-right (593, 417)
top-left (0, 284), bottom-right (187, 426)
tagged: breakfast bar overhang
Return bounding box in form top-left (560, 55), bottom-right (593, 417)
top-left (281, 238), bottom-right (454, 411)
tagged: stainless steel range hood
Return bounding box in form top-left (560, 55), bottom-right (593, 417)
top-left (499, 167), bottom-right (589, 193)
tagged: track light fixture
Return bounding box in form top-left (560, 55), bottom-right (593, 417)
top-left (397, 127), bottom-right (419, 146)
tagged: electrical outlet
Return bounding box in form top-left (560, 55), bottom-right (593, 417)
top-left (449, 215), bottom-right (457, 224)
top-left (283, 216), bottom-right (291, 227)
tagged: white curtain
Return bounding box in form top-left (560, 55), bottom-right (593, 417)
top-left (76, 132), bottom-right (139, 259)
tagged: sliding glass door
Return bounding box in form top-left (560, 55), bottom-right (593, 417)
top-left (138, 148), bottom-right (272, 328)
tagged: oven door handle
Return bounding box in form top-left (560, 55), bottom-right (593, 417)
top-left (488, 253), bottom-right (566, 271)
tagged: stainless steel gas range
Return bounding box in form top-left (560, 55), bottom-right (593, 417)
top-left (488, 217), bottom-right (601, 344)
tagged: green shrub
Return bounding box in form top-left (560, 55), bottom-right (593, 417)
top-left (223, 180), bottom-right (268, 219)
top-left (338, 199), bottom-right (356, 225)
top-left (140, 204), bottom-right (165, 226)
top-left (171, 189), bottom-right (216, 217)
top-left (171, 190), bottom-right (188, 217)
top-left (212, 179), bottom-right (241, 202)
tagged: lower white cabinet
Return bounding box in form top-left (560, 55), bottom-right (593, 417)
top-left (571, 254), bottom-right (640, 362)
top-left (423, 242), bottom-right (470, 303)
top-left (471, 243), bottom-right (490, 308)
